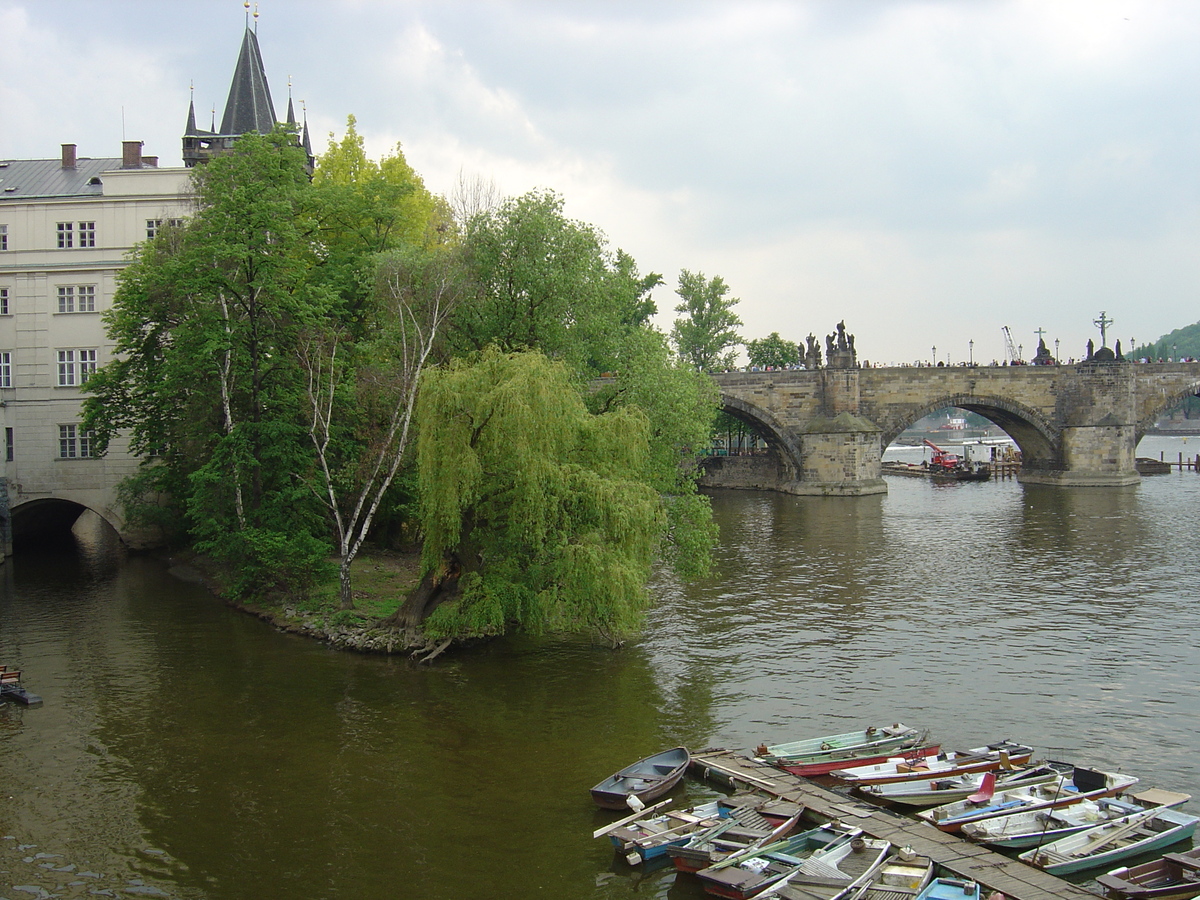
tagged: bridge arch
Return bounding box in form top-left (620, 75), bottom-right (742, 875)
top-left (880, 393), bottom-right (1059, 465)
top-left (10, 496), bottom-right (123, 547)
top-left (718, 393), bottom-right (804, 480)
top-left (1135, 379), bottom-right (1200, 442)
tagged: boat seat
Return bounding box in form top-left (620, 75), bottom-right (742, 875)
top-left (0, 671), bottom-right (20, 684)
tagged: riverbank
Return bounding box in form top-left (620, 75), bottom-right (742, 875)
top-left (161, 546), bottom-right (426, 654)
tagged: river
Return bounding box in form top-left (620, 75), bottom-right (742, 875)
top-left (2, 435), bottom-right (1198, 899)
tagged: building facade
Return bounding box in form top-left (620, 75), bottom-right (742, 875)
top-left (0, 143), bottom-right (192, 549)
top-left (0, 21), bottom-right (300, 552)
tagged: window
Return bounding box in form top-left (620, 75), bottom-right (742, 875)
top-left (0, 224), bottom-right (7, 251)
top-left (5, 428), bottom-right (12, 463)
top-left (56, 285), bottom-right (95, 313)
top-left (146, 218), bottom-right (184, 239)
top-left (0, 351), bottom-right (10, 388)
top-left (79, 349), bottom-right (97, 383)
top-left (58, 424), bottom-right (94, 458)
top-left (59, 424), bottom-right (77, 458)
top-left (57, 350), bottom-right (76, 386)
top-left (78, 221), bottom-right (95, 247)
top-left (57, 222), bottom-right (73, 248)
top-left (0, 287), bottom-right (7, 315)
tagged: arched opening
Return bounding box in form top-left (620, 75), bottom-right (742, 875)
top-left (11, 498), bottom-right (122, 553)
top-left (881, 396), bottom-right (1058, 479)
top-left (698, 396), bottom-right (802, 490)
top-left (1135, 381), bottom-right (1200, 472)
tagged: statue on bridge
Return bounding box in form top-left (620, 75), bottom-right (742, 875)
top-left (826, 321), bottom-right (859, 369)
top-left (804, 334), bottom-right (822, 369)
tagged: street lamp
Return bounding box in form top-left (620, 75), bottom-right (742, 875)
top-left (969, 340), bottom-right (974, 366)
top-left (1055, 338), bottom-right (1060, 361)
top-left (932, 346), bottom-right (936, 367)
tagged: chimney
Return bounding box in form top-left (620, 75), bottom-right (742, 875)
top-left (61, 144), bottom-right (77, 168)
top-left (122, 140), bottom-right (143, 168)
top-left (142, 156), bottom-right (159, 168)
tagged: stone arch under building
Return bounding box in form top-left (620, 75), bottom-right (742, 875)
top-left (10, 497), bottom-right (121, 547)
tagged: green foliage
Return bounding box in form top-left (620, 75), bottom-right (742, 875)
top-left (1133, 320), bottom-right (1200, 362)
top-left (200, 527), bottom-right (335, 601)
top-left (670, 269), bottom-right (743, 372)
top-left (450, 190), bottom-right (661, 377)
top-left (746, 332), bottom-right (800, 369)
top-left (416, 348), bottom-right (666, 639)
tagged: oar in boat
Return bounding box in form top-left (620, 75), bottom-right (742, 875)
top-left (592, 799), bottom-right (673, 839)
top-left (1066, 808), bottom-right (1162, 858)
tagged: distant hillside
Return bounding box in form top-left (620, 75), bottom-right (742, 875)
top-left (1133, 321), bottom-right (1200, 361)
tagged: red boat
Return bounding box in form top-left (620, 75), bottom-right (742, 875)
top-left (777, 744), bottom-right (942, 778)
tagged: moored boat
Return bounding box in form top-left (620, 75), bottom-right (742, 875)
top-left (848, 848), bottom-right (934, 900)
top-left (960, 788), bottom-right (1191, 849)
top-left (1017, 805), bottom-right (1200, 876)
top-left (765, 835), bottom-right (892, 899)
top-left (756, 724), bottom-right (934, 777)
top-left (696, 823), bottom-right (861, 899)
top-left (605, 799), bottom-right (724, 865)
top-left (915, 878), bottom-right (982, 900)
top-left (1096, 847), bottom-right (1200, 899)
top-left (858, 761), bottom-right (1070, 808)
top-left (915, 765), bottom-right (1138, 832)
top-left (829, 740), bottom-right (1034, 786)
top-left (669, 799), bottom-right (806, 874)
top-left (590, 746), bottom-right (690, 810)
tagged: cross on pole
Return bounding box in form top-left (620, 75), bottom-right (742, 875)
top-left (1093, 311), bottom-right (1113, 348)
top-left (1034, 326), bottom-right (1047, 343)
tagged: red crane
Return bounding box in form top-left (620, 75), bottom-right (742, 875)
top-left (922, 438), bottom-right (962, 473)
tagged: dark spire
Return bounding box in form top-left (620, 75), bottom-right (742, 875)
top-left (219, 26), bottom-right (277, 136)
top-left (185, 98), bottom-right (198, 135)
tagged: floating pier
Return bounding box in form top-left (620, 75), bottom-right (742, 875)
top-left (690, 748), bottom-right (1097, 900)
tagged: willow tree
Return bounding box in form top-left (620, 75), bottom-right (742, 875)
top-left (386, 348), bottom-right (665, 642)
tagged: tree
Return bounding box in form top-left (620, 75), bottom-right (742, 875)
top-left (746, 332), bottom-right (800, 369)
top-left (85, 128), bottom-right (333, 596)
top-left (303, 246), bottom-right (461, 610)
top-left (670, 270), bottom-right (743, 372)
top-left (386, 348), bottom-right (666, 642)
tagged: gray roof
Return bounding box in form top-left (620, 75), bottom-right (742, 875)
top-left (219, 27), bottom-right (277, 137)
top-left (0, 157), bottom-right (122, 202)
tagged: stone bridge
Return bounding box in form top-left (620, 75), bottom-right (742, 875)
top-left (711, 361), bottom-right (1200, 494)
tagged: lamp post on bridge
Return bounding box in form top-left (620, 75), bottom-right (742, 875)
top-left (1055, 338), bottom-right (1060, 362)
top-left (969, 340), bottom-right (974, 366)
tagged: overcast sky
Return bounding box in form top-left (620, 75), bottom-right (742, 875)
top-left (3, 1), bottom-right (1197, 364)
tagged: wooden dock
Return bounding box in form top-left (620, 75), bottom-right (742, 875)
top-left (690, 748), bottom-right (1097, 900)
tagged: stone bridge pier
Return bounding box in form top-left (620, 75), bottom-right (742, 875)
top-left (711, 360), bottom-right (1200, 495)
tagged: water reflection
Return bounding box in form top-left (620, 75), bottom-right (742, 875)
top-left (2, 437), bottom-right (1199, 899)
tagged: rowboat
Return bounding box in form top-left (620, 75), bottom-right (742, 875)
top-left (857, 761), bottom-right (1071, 808)
top-left (829, 740), bottom-right (1034, 786)
top-left (915, 765), bottom-right (1139, 832)
top-left (671, 798), bottom-right (807, 874)
top-left (915, 878), bottom-right (981, 900)
top-left (960, 789), bottom-right (1192, 849)
top-left (846, 849), bottom-right (934, 900)
top-left (696, 822), bottom-right (861, 899)
top-left (755, 724), bottom-right (934, 777)
top-left (761, 835), bottom-right (891, 900)
top-left (605, 799), bottom-right (724, 865)
top-left (590, 746), bottom-right (690, 810)
top-left (1017, 805), bottom-right (1200, 876)
top-left (1096, 847), bottom-right (1200, 899)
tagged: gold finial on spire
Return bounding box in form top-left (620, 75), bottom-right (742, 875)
top-left (254, 3), bottom-right (259, 19)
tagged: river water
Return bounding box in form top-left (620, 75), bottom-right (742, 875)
top-left (2, 435), bottom-right (1198, 900)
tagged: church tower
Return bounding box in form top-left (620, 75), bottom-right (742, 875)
top-left (182, 6), bottom-right (312, 169)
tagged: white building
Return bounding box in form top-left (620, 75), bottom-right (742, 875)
top-left (0, 142), bottom-right (191, 548)
top-left (0, 21), bottom-right (304, 551)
